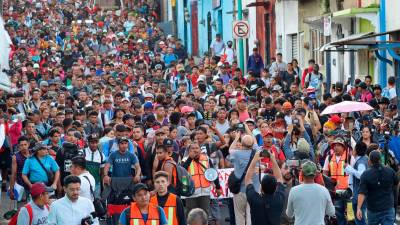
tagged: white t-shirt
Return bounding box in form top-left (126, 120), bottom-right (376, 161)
top-left (78, 171), bottom-right (96, 201)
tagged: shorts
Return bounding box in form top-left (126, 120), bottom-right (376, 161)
top-left (210, 199), bottom-right (221, 220)
top-left (0, 149), bottom-right (12, 170)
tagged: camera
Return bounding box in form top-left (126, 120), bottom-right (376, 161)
top-left (334, 188), bottom-right (352, 200)
top-left (81, 216), bottom-right (94, 225)
top-left (286, 159), bottom-right (300, 168)
top-left (236, 123), bottom-right (245, 132)
top-left (81, 212), bottom-right (97, 225)
top-left (293, 119), bottom-right (299, 125)
top-left (260, 150), bottom-right (270, 158)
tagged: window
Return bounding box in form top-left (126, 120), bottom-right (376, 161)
top-left (310, 29), bottom-right (327, 66)
top-left (291, 34), bottom-right (298, 60)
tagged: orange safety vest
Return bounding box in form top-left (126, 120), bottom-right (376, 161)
top-left (162, 157), bottom-right (177, 187)
top-left (129, 203), bottom-right (160, 225)
top-left (188, 154), bottom-right (210, 189)
top-left (329, 151), bottom-right (349, 190)
top-left (150, 193), bottom-right (178, 225)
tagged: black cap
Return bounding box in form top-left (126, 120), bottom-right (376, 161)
top-left (163, 139), bottom-right (173, 147)
top-left (133, 183), bottom-right (148, 195)
top-left (359, 82), bottom-right (367, 89)
top-left (117, 136), bottom-right (129, 144)
top-left (378, 98), bottom-right (390, 105)
top-left (32, 143), bottom-right (48, 152)
top-left (65, 108), bottom-right (73, 114)
top-left (87, 134), bottom-right (99, 142)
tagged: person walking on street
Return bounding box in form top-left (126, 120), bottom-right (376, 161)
top-left (247, 48), bottom-right (264, 77)
top-left (286, 161), bottom-right (335, 224)
top-left (103, 137), bottom-right (141, 185)
top-left (48, 175), bottom-right (98, 225)
top-left (16, 183), bottom-right (52, 225)
top-left (150, 171), bottom-right (186, 225)
top-left (70, 156), bottom-right (96, 201)
top-left (22, 143), bottom-right (60, 190)
top-left (357, 150), bottom-right (399, 225)
top-left (345, 142), bottom-right (368, 225)
top-left (9, 136), bottom-right (31, 201)
top-left (229, 132), bottom-right (260, 225)
top-left (118, 183), bottom-right (168, 225)
top-left (245, 151), bottom-right (286, 225)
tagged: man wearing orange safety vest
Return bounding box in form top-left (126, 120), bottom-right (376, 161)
top-left (182, 141), bottom-right (222, 218)
top-left (119, 183), bottom-right (168, 225)
top-left (323, 137), bottom-right (350, 225)
top-left (150, 171), bottom-right (186, 225)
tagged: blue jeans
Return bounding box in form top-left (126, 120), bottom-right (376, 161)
top-left (352, 202), bottom-right (366, 225)
top-left (334, 199), bottom-right (347, 225)
top-left (367, 208), bottom-right (395, 225)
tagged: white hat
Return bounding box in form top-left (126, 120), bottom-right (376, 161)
top-left (197, 75), bottom-right (206, 82)
top-left (33, 63), bottom-right (40, 69)
top-left (137, 39), bottom-right (143, 43)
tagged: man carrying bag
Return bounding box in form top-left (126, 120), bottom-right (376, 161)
top-left (229, 133), bottom-right (261, 225)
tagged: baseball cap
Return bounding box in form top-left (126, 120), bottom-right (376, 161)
top-left (237, 96), bottom-right (247, 102)
top-left (282, 102), bottom-right (292, 110)
top-left (32, 143), bottom-right (48, 152)
top-left (87, 134), bottom-right (99, 142)
top-left (245, 118), bottom-right (255, 124)
top-left (143, 93), bottom-right (154, 99)
top-left (332, 137), bottom-right (346, 146)
top-left (117, 136), bottom-right (129, 144)
top-left (301, 161), bottom-right (317, 177)
top-left (297, 138), bottom-right (310, 153)
top-left (263, 129), bottom-right (274, 137)
top-left (30, 183), bottom-right (54, 197)
top-left (40, 81), bottom-right (49, 87)
top-left (163, 138), bottom-right (173, 147)
top-left (329, 115), bottom-right (342, 124)
top-left (144, 101), bottom-right (154, 109)
top-left (155, 129), bottom-right (165, 135)
top-left (133, 183), bottom-right (149, 195)
top-left (181, 106), bottom-right (194, 114)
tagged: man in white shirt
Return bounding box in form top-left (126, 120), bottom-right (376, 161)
top-left (219, 41), bottom-right (235, 65)
top-left (210, 33), bottom-right (225, 57)
top-left (48, 175), bottom-right (99, 225)
top-left (70, 157), bottom-right (96, 201)
top-left (286, 161), bottom-right (335, 225)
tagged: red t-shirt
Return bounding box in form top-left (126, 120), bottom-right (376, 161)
top-left (261, 145), bottom-right (286, 170)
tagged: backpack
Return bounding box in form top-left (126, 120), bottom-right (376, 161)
top-left (306, 72), bottom-right (323, 87)
top-left (173, 162), bottom-right (195, 197)
top-left (8, 203), bottom-right (49, 225)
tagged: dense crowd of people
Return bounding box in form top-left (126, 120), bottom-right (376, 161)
top-left (0, 1), bottom-right (399, 225)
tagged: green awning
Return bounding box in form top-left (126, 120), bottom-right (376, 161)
top-left (333, 7), bottom-right (379, 18)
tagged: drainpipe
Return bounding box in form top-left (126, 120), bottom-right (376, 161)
top-left (379, 0), bottom-right (387, 87)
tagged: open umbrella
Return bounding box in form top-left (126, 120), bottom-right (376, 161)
top-left (321, 101), bottom-right (373, 115)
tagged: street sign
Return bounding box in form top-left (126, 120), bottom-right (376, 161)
top-left (233, 20), bottom-right (249, 39)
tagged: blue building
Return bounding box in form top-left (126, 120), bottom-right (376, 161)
top-left (175, 0), bottom-right (234, 57)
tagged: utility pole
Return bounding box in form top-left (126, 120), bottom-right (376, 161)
top-left (237, 0), bottom-right (244, 72)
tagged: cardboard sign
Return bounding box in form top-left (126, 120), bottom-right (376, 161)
top-left (210, 168), bottom-right (234, 199)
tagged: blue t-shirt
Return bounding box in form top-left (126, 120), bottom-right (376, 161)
top-left (22, 155), bottom-right (60, 183)
top-left (107, 150), bottom-right (138, 177)
top-left (119, 206), bottom-right (168, 225)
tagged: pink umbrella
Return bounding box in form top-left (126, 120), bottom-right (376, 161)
top-left (321, 101), bottom-right (373, 115)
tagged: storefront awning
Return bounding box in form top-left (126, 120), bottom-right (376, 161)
top-left (332, 7), bottom-right (379, 28)
top-left (319, 32), bottom-right (374, 51)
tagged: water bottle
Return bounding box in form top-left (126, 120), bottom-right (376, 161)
top-left (181, 176), bottom-right (188, 193)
